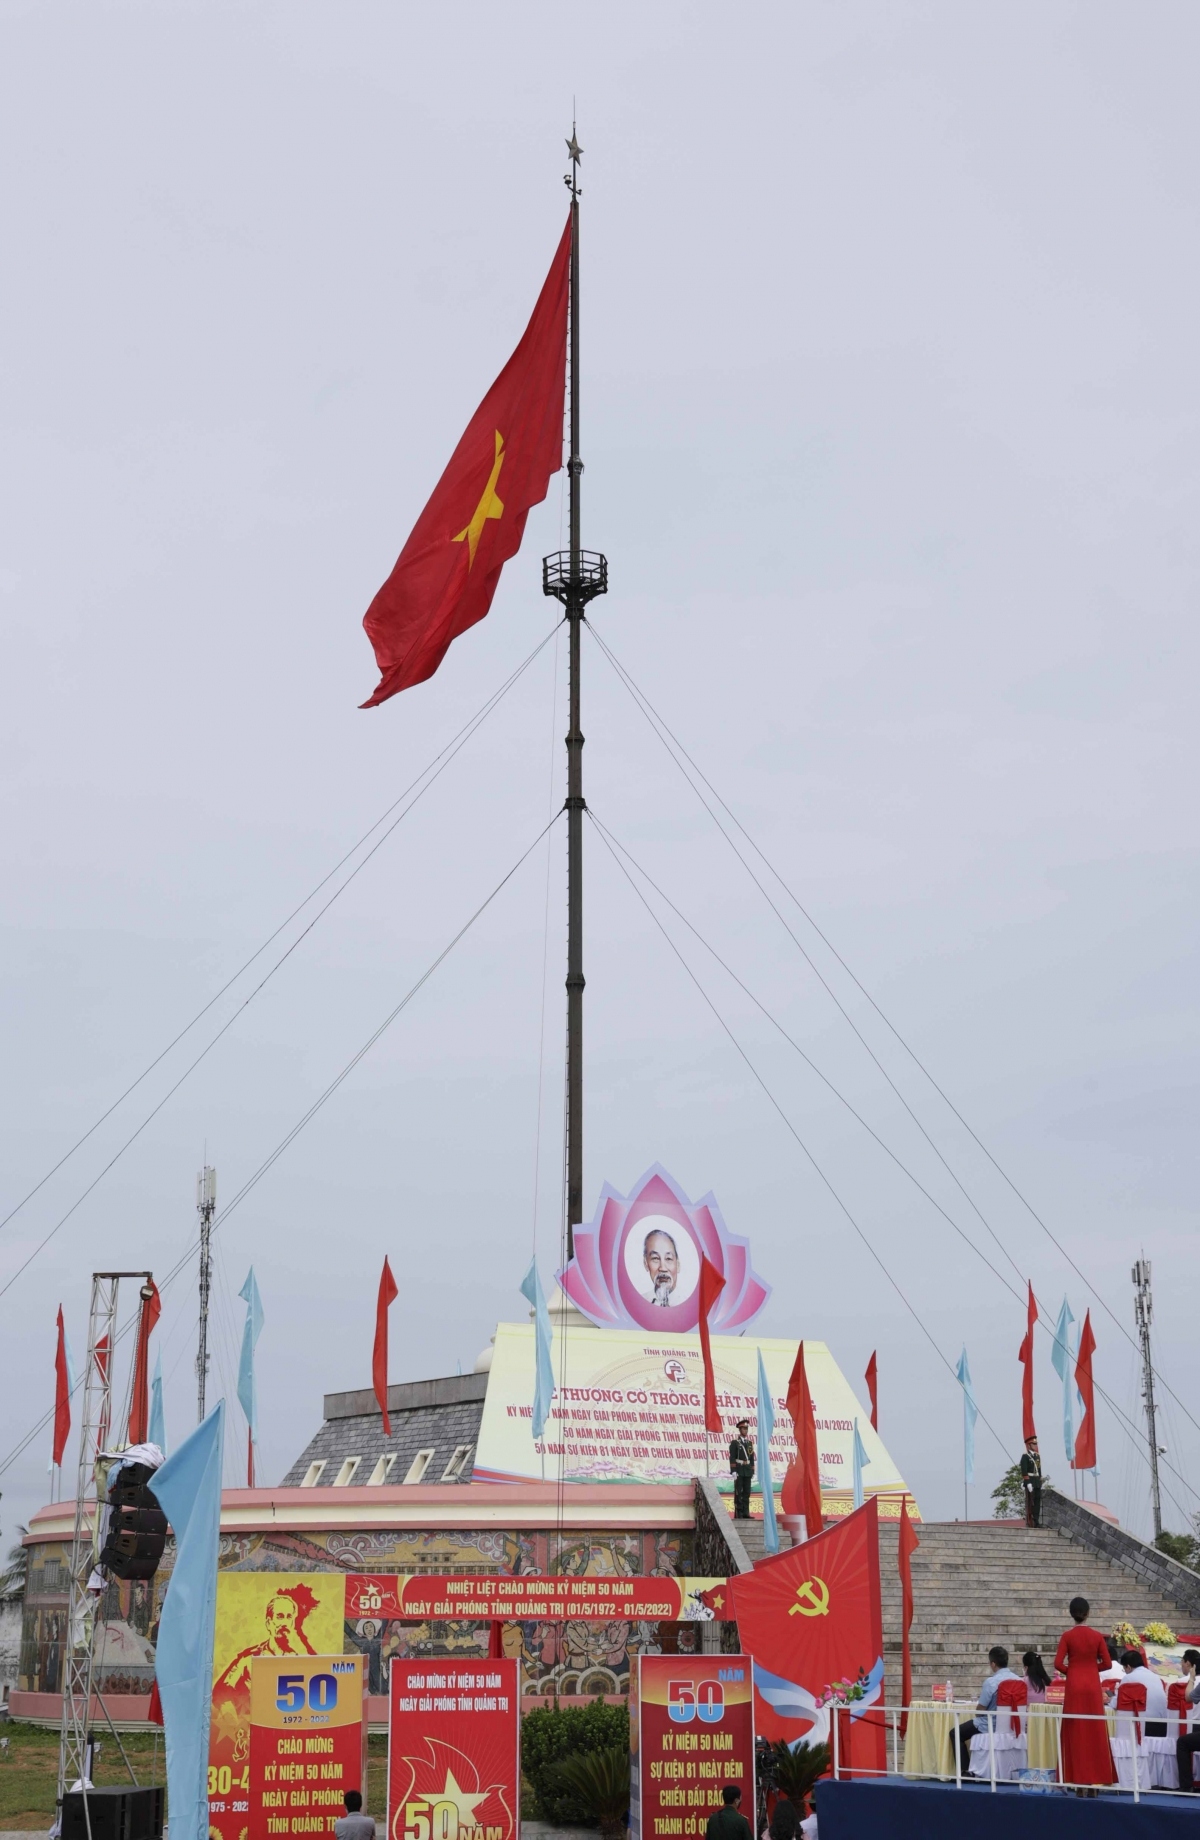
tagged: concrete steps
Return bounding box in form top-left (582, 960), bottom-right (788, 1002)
top-left (877, 1521), bottom-right (1194, 1698)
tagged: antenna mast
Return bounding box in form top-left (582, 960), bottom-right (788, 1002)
top-left (196, 1164), bottom-right (216, 1421)
top-left (1132, 1257), bottom-right (1163, 1541)
top-left (543, 125), bottom-right (607, 1257)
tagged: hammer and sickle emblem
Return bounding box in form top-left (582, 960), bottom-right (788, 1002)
top-left (788, 1576), bottom-right (830, 1617)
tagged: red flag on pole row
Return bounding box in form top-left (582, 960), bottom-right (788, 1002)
top-left (1073, 1310), bottom-right (1097, 1469)
top-left (361, 219), bottom-right (571, 706)
top-left (53, 1306), bottom-right (71, 1468)
top-left (865, 1351), bottom-right (878, 1431)
top-left (728, 1498), bottom-right (885, 1778)
top-left (898, 1494), bottom-right (920, 1734)
top-left (374, 1257), bottom-right (399, 1434)
top-left (781, 1341), bottom-right (824, 1537)
top-left (1018, 1281), bottom-right (1037, 1443)
top-left (698, 1256), bottom-right (726, 1434)
top-left (127, 1281), bottom-right (161, 1446)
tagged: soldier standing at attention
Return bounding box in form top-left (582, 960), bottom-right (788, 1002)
top-left (729, 1418), bottom-right (754, 1520)
top-left (1020, 1435), bottom-right (1043, 1527)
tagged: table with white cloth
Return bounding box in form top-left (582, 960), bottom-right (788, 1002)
top-left (901, 1702), bottom-right (960, 1779)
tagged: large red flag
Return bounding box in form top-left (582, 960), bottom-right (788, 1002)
top-left (1073, 1310), bottom-right (1097, 1469)
top-left (728, 1498), bottom-right (885, 1777)
top-left (127, 1281), bottom-right (161, 1446)
top-left (1018, 1280), bottom-right (1037, 1444)
top-left (374, 1257), bottom-right (399, 1434)
top-left (865, 1351), bottom-right (878, 1431)
top-left (898, 1494), bottom-right (920, 1733)
top-left (698, 1256), bottom-right (726, 1434)
top-left (361, 219), bottom-right (571, 706)
top-left (53, 1307), bottom-right (71, 1468)
top-left (780, 1341), bottom-right (824, 1536)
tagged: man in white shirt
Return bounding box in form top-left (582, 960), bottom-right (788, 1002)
top-left (951, 1646), bottom-right (1021, 1773)
top-left (1120, 1649), bottom-right (1168, 1734)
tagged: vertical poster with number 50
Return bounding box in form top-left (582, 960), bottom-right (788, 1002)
top-left (388, 1657), bottom-right (519, 1840)
top-left (248, 1653), bottom-right (367, 1840)
top-left (631, 1654), bottom-right (755, 1840)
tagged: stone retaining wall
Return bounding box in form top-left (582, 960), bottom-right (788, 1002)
top-left (1041, 1486), bottom-right (1200, 1625)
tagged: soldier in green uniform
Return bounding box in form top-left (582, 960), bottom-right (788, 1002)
top-left (729, 1418), bottom-right (754, 1520)
top-left (1019, 1434), bottom-right (1042, 1527)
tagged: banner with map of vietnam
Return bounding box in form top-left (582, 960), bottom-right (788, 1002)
top-left (388, 1657), bottom-right (519, 1840)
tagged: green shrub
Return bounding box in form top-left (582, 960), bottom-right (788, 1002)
top-left (521, 1701), bottom-right (631, 1824)
top-left (549, 1746), bottom-right (630, 1836)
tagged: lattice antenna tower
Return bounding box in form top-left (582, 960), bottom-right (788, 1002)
top-left (196, 1164), bottom-right (216, 1422)
top-left (1132, 1257), bottom-right (1163, 1541)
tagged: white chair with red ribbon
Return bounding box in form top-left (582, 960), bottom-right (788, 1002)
top-left (1112, 1679), bottom-right (1148, 1789)
top-left (968, 1678), bottom-right (1028, 1781)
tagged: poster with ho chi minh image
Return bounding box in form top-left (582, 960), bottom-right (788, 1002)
top-left (210, 1573), bottom-right (346, 1840)
top-left (248, 1653), bottom-right (366, 1840)
top-left (387, 1656), bottom-right (520, 1840)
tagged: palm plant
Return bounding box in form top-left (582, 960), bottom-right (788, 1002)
top-left (770, 1739), bottom-right (830, 1814)
top-left (549, 1745), bottom-right (630, 1836)
top-left (0, 1529), bottom-right (28, 1596)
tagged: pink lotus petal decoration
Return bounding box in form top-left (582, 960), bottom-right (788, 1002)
top-left (557, 1164), bottom-right (770, 1333)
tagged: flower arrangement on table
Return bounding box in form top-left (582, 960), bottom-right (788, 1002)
top-left (1110, 1620), bottom-right (1142, 1653)
top-left (1142, 1621), bottom-right (1177, 1646)
top-left (818, 1669), bottom-right (871, 1707)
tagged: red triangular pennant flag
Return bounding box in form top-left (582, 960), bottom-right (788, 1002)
top-left (53, 1307), bottom-right (71, 1468)
top-left (698, 1257), bottom-right (726, 1435)
top-left (374, 1258), bottom-right (399, 1434)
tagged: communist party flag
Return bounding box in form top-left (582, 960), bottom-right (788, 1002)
top-left (361, 218), bottom-right (571, 706)
top-left (127, 1280), bottom-right (161, 1445)
top-left (53, 1306), bottom-right (72, 1468)
top-left (1018, 1280), bottom-right (1038, 1443)
top-left (1073, 1309), bottom-right (1097, 1469)
top-left (728, 1497), bottom-right (885, 1778)
top-left (781, 1340), bottom-right (824, 1536)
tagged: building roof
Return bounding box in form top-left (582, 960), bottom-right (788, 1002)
top-left (280, 1372), bottom-right (487, 1489)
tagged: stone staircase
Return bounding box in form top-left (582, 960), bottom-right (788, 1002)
top-left (879, 1520), bottom-right (1197, 1700)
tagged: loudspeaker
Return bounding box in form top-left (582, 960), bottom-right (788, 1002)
top-left (97, 1463), bottom-right (168, 1582)
top-left (61, 1785), bottom-right (164, 1840)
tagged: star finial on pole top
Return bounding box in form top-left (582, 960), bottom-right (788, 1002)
top-left (565, 120), bottom-right (582, 197)
top-left (566, 127), bottom-right (582, 165)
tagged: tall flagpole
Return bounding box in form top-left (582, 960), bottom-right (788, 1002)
top-left (547, 127), bottom-right (606, 1258)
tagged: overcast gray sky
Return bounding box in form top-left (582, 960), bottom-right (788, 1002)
top-left (1, 1), bottom-right (1197, 1546)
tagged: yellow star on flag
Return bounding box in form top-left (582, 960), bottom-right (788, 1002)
top-left (437, 1767), bottom-right (491, 1827)
top-left (454, 431), bottom-right (505, 567)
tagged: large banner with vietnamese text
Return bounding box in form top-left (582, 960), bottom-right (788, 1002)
top-left (631, 1654), bottom-right (754, 1840)
top-left (346, 1573), bottom-right (728, 1623)
top-left (727, 1499), bottom-right (885, 1779)
top-left (248, 1654), bottom-right (366, 1840)
top-left (387, 1656), bottom-right (519, 1840)
top-left (474, 1326), bottom-right (913, 1515)
top-left (211, 1573), bottom-right (346, 1840)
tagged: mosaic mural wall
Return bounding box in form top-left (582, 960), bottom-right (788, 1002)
top-left (20, 1522), bottom-right (694, 1700)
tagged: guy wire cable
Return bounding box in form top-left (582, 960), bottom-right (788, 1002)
top-left (590, 811), bottom-right (1200, 1508)
top-left (0, 630), bottom-right (561, 1303)
top-left (586, 809), bottom-right (1012, 1466)
top-left (0, 810), bottom-right (562, 1480)
top-left (588, 811), bottom-right (1200, 1523)
top-left (587, 623), bottom-right (1200, 1451)
top-left (0, 621), bottom-right (559, 1243)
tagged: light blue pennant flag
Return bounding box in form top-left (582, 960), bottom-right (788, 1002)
top-left (148, 1347), bottom-right (168, 1456)
top-left (852, 1417), bottom-right (870, 1509)
top-left (1050, 1296), bottom-right (1076, 1464)
top-left (237, 1268), bottom-right (264, 1453)
top-left (520, 1258), bottom-right (555, 1439)
top-left (955, 1345), bottom-right (977, 1485)
top-left (756, 1347), bottom-right (779, 1555)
